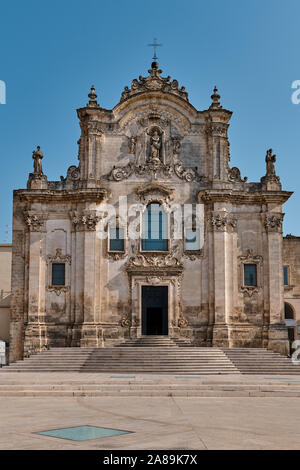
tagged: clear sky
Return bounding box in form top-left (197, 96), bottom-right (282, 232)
top-left (1, 0), bottom-right (300, 242)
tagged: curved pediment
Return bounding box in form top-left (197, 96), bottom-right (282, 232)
top-left (113, 63), bottom-right (197, 131)
top-left (120, 61), bottom-right (189, 103)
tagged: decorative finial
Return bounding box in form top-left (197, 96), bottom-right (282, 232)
top-left (147, 38), bottom-right (163, 63)
top-left (87, 85), bottom-right (100, 108)
top-left (209, 86), bottom-right (222, 109)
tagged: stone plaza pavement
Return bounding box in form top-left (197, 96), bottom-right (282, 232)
top-left (1, 372), bottom-right (300, 449)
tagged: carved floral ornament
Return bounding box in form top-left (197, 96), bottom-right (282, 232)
top-left (46, 248), bottom-right (71, 265)
top-left (24, 212), bottom-right (46, 231)
top-left (239, 249), bottom-right (262, 263)
top-left (110, 158), bottom-right (203, 183)
top-left (240, 286), bottom-right (259, 298)
top-left (210, 212), bottom-right (237, 231)
top-left (265, 213), bottom-right (284, 232)
top-left (205, 124), bottom-right (228, 137)
top-left (177, 315), bottom-right (189, 328)
top-left (135, 183), bottom-right (174, 206)
top-left (72, 212), bottom-right (102, 231)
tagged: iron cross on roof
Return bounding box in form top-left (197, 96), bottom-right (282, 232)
top-left (148, 38), bottom-right (163, 61)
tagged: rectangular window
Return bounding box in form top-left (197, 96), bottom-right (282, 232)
top-left (109, 227), bottom-right (125, 252)
top-left (185, 228), bottom-right (200, 251)
top-left (52, 263), bottom-right (65, 286)
top-left (244, 264), bottom-right (257, 287)
top-left (284, 266), bottom-right (289, 286)
top-left (142, 204), bottom-right (168, 251)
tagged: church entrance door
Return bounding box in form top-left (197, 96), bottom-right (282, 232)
top-left (142, 286), bottom-right (168, 335)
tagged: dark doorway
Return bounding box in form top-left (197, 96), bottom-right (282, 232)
top-left (142, 286), bottom-right (168, 335)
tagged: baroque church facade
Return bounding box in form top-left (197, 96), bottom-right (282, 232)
top-left (9, 61), bottom-right (292, 362)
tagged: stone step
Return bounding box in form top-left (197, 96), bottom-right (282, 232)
top-left (4, 347), bottom-right (300, 375)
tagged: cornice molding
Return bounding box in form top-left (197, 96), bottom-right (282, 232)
top-left (16, 188), bottom-right (109, 203)
top-left (198, 189), bottom-right (293, 205)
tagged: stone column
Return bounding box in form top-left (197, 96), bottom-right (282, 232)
top-left (72, 211), bottom-right (100, 347)
top-left (265, 213), bottom-right (289, 354)
top-left (78, 120), bottom-right (102, 186)
top-left (23, 212), bottom-right (47, 354)
top-left (211, 210), bottom-right (237, 347)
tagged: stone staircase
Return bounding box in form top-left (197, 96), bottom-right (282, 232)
top-left (3, 346), bottom-right (239, 375)
top-left (2, 345), bottom-right (300, 375)
top-left (222, 348), bottom-right (300, 375)
top-left (119, 336), bottom-right (191, 347)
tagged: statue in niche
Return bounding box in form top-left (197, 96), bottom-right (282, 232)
top-left (265, 148), bottom-right (276, 176)
top-left (128, 136), bottom-right (137, 154)
top-left (149, 129), bottom-right (162, 163)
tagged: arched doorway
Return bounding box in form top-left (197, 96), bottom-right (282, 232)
top-left (284, 302), bottom-right (296, 351)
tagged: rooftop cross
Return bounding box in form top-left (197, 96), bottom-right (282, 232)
top-left (147, 38), bottom-right (163, 61)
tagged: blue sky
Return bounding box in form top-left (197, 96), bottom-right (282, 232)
top-left (1, 0), bottom-right (300, 241)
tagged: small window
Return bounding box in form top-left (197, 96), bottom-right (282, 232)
top-left (244, 264), bottom-right (257, 287)
top-left (185, 228), bottom-right (200, 251)
top-left (109, 227), bottom-right (125, 252)
top-left (52, 263), bottom-right (65, 286)
top-left (283, 266), bottom-right (289, 286)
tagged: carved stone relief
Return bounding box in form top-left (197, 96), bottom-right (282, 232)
top-left (24, 212), bottom-right (47, 232)
top-left (120, 62), bottom-right (189, 103)
top-left (72, 212), bottom-right (101, 231)
top-left (265, 214), bottom-right (284, 232)
top-left (210, 213), bottom-right (237, 231)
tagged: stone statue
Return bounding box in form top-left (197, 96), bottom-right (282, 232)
top-left (129, 136), bottom-right (137, 154)
top-left (32, 146), bottom-right (44, 175)
top-left (266, 148), bottom-right (276, 176)
top-left (149, 130), bottom-right (161, 162)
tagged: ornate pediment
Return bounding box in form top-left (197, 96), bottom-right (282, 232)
top-left (120, 62), bottom-right (189, 103)
top-left (136, 183), bottom-right (174, 205)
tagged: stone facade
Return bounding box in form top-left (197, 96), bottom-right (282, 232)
top-left (9, 61), bottom-right (293, 362)
top-left (283, 236), bottom-right (300, 340)
top-left (0, 244), bottom-right (12, 343)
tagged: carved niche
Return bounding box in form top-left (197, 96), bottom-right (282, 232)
top-left (109, 108), bottom-right (203, 183)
